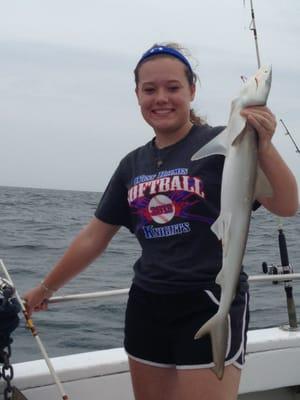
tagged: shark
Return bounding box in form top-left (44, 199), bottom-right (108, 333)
top-left (191, 66), bottom-right (273, 379)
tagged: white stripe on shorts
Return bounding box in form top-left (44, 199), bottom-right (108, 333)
top-left (230, 291), bottom-right (248, 368)
top-left (126, 351), bottom-right (175, 369)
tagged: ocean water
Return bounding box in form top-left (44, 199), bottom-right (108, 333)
top-left (0, 186), bottom-right (299, 363)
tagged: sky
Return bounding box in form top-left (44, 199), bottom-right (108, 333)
top-left (0, 0), bottom-right (299, 193)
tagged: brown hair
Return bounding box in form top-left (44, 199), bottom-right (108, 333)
top-left (134, 42), bottom-right (205, 126)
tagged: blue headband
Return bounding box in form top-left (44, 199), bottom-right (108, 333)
top-left (137, 46), bottom-right (193, 73)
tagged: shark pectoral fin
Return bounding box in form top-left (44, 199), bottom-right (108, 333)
top-left (194, 314), bottom-right (228, 380)
top-left (211, 212), bottom-right (231, 239)
top-left (215, 269), bottom-right (224, 286)
top-left (191, 128), bottom-right (228, 161)
top-left (254, 166), bottom-right (273, 199)
top-left (212, 362), bottom-right (225, 380)
top-left (210, 218), bottom-right (222, 240)
top-left (211, 212), bottom-right (231, 256)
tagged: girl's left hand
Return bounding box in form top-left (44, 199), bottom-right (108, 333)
top-left (240, 106), bottom-right (277, 154)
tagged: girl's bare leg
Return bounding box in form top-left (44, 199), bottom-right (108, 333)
top-left (176, 365), bottom-right (241, 400)
top-left (129, 356), bottom-right (241, 400)
top-left (128, 357), bottom-right (179, 400)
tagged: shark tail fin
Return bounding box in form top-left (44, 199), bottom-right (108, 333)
top-left (194, 313), bottom-right (228, 380)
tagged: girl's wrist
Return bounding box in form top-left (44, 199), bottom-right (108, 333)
top-left (258, 140), bottom-right (273, 159)
top-left (39, 281), bottom-right (58, 296)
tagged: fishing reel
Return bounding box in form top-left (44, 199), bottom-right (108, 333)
top-left (0, 278), bottom-right (15, 301)
top-left (262, 262), bottom-right (294, 284)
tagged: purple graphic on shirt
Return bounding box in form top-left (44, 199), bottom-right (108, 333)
top-left (127, 172), bottom-right (216, 236)
top-left (129, 191), bottom-right (214, 232)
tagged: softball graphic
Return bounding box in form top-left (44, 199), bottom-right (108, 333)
top-left (148, 194), bottom-right (175, 224)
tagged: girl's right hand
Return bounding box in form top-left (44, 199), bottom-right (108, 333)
top-left (23, 285), bottom-right (53, 317)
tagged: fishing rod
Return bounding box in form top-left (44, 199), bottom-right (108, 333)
top-left (247, 0), bottom-right (261, 68)
top-left (245, 0), bottom-right (299, 331)
top-left (247, 1), bottom-right (300, 155)
top-left (0, 260), bottom-right (69, 400)
top-left (280, 119), bottom-right (300, 154)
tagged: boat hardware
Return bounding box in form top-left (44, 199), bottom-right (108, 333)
top-left (278, 226), bottom-right (298, 329)
top-left (44, 274), bottom-right (300, 304)
top-left (261, 224), bottom-right (299, 331)
top-left (0, 260), bottom-right (70, 400)
top-left (249, 273), bottom-right (300, 283)
top-left (0, 345), bottom-right (14, 400)
top-left (49, 288), bottom-right (130, 304)
top-left (0, 347), bottom-right (29, 400)
top-left (0, 278), bottom-right (24, 399)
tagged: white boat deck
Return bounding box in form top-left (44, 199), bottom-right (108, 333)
top-left (4, 327), bottom-right (300, 400)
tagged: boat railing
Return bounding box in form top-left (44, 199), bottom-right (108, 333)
top-left (47, 273), bottom-right (300, 304)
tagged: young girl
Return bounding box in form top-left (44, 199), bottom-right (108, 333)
top-left (24, 43), bottom-right (298, 400)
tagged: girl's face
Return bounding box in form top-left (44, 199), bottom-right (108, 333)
top-left (136, 57), bottom-right (195, 138)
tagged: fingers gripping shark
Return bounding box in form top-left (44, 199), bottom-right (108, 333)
top-left (191, 66), bottom-right (273, 379)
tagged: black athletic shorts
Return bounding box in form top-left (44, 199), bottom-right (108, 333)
top-left (124, 284), bottom-right (249, 369)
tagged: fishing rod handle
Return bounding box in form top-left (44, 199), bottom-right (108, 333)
top-left (278, 229), bottom-right (290, 267)
top-left (285, 286), bottom-right (298, 328)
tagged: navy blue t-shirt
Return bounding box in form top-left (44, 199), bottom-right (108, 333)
top-left (95, 124), bottom-right (248, 293)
